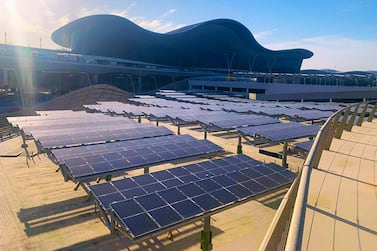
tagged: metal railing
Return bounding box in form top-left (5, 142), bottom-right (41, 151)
top-left (259, 100), bottom-right (377, 250)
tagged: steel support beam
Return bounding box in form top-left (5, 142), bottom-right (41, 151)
top-left (356, 103), bottom-right (369, 126)
top-left (201, 216), bottom-right (212, 251)
top-left (345, 104), bottom-right (359, 131)
top-left (367, 103), bottom-right (377, 122)
top-left (335, 107), bottom-right (350, 139)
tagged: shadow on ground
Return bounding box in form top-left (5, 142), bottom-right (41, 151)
top-left (57, 220), bottom-right (224, 251)
top-left (18, 196), bottom-right (95, 236)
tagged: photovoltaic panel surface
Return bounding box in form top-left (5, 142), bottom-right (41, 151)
top-left (56, 135), bottom-right (223, 182)
top-left (210, 116), bottom-right (279, 129)
top-left (37, 125), bottom-right (173, 149)
top-left (238, 122), bottom-right (319, 142)
top-left (88, 154), bottom-right (296, 239)
top-left (295, 140), bottom-right (314, 152)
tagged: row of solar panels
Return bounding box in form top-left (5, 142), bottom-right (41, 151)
top-left (54, 134), bottom-right (223, 182)
top-left (8, 110), bottom-right (227, 184)
top-left (8, 111), bottom-right (176, 149)
top-left (86, 102), bottom-right (320, 142)
top-left (89, 154), bottom-right (297, 239)
top-left (154, 91), bottom-right (344, 112)
top-left (7, 108), bottom-right (298, 243)
top-left (130, 96), bottom-right (335, 120)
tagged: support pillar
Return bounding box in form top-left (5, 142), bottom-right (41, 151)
top-left (3, 69), bottom-right (9, 86)
top-left (177, 123), bottom-right (181, 135)
top-left (201, 216), bottom-right (212, 251)
top-left (204, 126), bottom-right (208, 140)
top-left (335, 107), bottom-right (351, 139)
top-left (282, 141), bottom-right (288, 168)
top-left (137, 116), bottom-right (141, 123)
top-left (144, 167), bottom-right (150, 174)
top-left (237, 134), bottom-right (242, 154)
top-left (91, 74), bottom-right (99, 84)
top-left (345, 104), bottom-right (359, 131)
top-left (367, 103), bottom-right (377, 122)
top-left (138, 76), bottom-right (142, 93)
top-left (356, 103), bottom-right (369, 126)
top-left (324, 112), bottom-right (341, 150)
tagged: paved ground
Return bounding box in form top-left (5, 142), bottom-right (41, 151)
top-left (302, 121), bottom-right (377, 250)
top-left (0, 119), bottom-right (305, 251)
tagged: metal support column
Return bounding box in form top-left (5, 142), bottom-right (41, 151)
top-left (324, 112), bottom-right (341, 150)
top-left (356, 103), bottom-right (368, 126)
top-left (20, 130), bottom-right (30, 162)
top-left (144, 167), bottom-right (150, 174)
top-left (204, 126), bottom-right (208, 140)
top-left (335, 107), bottom-right (350, 139)
top-left (137, 116), bottom-right (141, 123)
top-left (35, 140), bottom-right (42, 154)
top-left (282, 141), bottom-right (288, 168)
top-left (345, 104), bottom-right (359, 131)
top-left (367, 103), bottom-right (377, 122)
top-left (177, 123), bottom-right (181, 135)
top-left (74, 182), bottom-right (81, 191)
top-left (237, 134), bottom-right (242, 154)
top-left (201, 216), bottom-right (212, 251)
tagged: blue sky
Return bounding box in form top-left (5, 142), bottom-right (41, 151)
top-left (0, 0), bottom-right (376, 71)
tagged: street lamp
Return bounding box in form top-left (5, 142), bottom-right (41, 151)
top-left (151, 76), bottom-right (158, 91)
top-left (127, 74), bottom-right (135, 95)
top-left (224, 52), bottom-right (236, 77)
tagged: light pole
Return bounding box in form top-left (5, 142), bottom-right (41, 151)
top-left (151, 76), bottom-right (158, 91)
top-left (224, 52), bottom-right (236, 77)
top-left (127, 74), bottom-right (135, 95)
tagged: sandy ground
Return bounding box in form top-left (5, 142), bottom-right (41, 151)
top-left (0, 119), bottom-right (305, 250)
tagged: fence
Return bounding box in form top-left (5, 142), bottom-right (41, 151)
top-left (259, 100), bottom-right (377, 250)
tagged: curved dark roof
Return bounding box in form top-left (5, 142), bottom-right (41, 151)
top-left (52, 15), bottom-right (313, 73)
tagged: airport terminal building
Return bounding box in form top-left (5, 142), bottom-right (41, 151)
top-left (52, 15), bottom-right (313, 73)
top-left (0, 15), bottom-right (376, 111)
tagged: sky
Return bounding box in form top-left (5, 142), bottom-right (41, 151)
top-left (0, 0), bottom-right (376, 71)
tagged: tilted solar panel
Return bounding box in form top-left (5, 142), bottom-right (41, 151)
top-left (38, 125), bottom-right (173, 149)
top-left (295, 140), bottom-right (314, 152)
top-left (88, 154), bottom-right (296, 239)
top-left (239, 122), bottom-right (319, 142)
top-left (56, 135), bottom-right (223, 182)
top-left (210, 116), bottom-right (279, 129)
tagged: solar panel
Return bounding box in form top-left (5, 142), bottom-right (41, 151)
top-left (238, 122), bottom-right (319, 142)
top-left (88, 154), bottom-right (296, 239)
top-left (53, 134), bottom-right (193, 162)
top-left (57, 135), bottom-right (223, 182)
top-left (295, 140), bottom-right (314, 152)
top-left (210, 116), bottom-right (280, 130)
top-left (37, 125), bottom-right (174, 149)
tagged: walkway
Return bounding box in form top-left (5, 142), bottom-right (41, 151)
top-left (302, 120), bottom-right (377, 250)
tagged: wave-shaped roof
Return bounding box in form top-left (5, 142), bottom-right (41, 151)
top-left (52, 15), bottom-right (313, 73)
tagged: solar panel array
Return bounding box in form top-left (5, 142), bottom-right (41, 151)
top-left (10, 113), bottom-right (134, 135)
top-left (54, 135), bottom-right (223, 182)
top-left (239, 122), bottom-right (319, 142)
top-left (86, 100), bottom-right (282, 130)
top-left (8, 110), bottom-right (180, 150)
top-left (37, 125), bottom-right (173, 149)
top-left (84, 92), bottom-right (338, 134)
top-left (295, 140), bottom-right (314, 152)
top-left (85, 102), bottom-right (146, 117)
top-left (210, 116), bottom-right (279, 130)
top-left (88, 154), bottom-right (296, 239)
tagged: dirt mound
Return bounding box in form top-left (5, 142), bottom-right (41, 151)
top-left (33, 84), bottom-right (131, 111)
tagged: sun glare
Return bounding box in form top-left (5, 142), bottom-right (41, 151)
top-left (4, 0), bottom-right (36, 106)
